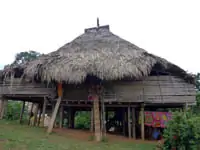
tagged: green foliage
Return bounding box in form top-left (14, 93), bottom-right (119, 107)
top-left (163, 111), bottom-right (200, 150)
top-left (191, 93), bottom-right (200, 114)
top-left (4, 101), bottom-right (28, 121)
top-left (13, 50), bottom-right (41, 65)
top-left (75, 111), bottom-right (90, 129)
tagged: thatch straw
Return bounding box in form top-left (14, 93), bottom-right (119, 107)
top-left (4, 25), bottom-right (195, 84)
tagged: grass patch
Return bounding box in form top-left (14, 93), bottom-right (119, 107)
top-left (0, 120), bottom-right (155, 150)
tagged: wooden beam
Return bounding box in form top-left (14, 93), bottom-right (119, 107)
top-left (59, 105), bottom-right (64, 128)
top-left (128, 106), bottom-right (131, 138)
top-left (132, 107), bottom-right (136, 139)
top-left (19, 101), bottom-right (25, 124)
top-left (47, 97), bottom-right (62, 134)
top-left (141, 104), bottom-right (145, 140)
top-left (93, 95), bottom-right (101, 142)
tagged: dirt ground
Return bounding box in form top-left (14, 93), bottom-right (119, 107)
top-left (53, 128), bottom-right (156, 144)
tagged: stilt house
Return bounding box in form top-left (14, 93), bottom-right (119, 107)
top-left (0, 23), bottom-right (196, 141)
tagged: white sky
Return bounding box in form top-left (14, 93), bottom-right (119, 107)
top-left (0, 0), bottom-right (199, 73)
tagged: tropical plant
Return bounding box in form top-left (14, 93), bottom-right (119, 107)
top-left (163, 111), bottom-right (200, 150)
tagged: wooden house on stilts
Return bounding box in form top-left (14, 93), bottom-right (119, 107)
top-left (0, 22), bottom-right (196, 141)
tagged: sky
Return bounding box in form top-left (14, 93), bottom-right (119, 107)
top-left (0, 0), bottom-right (199, 73)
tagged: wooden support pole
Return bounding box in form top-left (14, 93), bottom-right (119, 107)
top-left (19, 101), bottom-right (25, 124)
top-left (0, 99), bottom-right (4, 119)
top-left (90, 107), bottom-right (94, 132)
top-left (28, 103), bottom-right (34, 125)
top-left (132, 107), bottom-right (136, 139)
top-left (51, 104), bottom-right (56, 127)
top-left (47, 97), bottom-right (62, 134)
top-left (42, 97), bottom-right (47, 127)
top-left (68, 107), bottom-right (72, 128)
top-left (123, 108), bottom-right (126, 136)
top-left (0, 99), bottom-right (7, 119)
top-left (102, 97), bottom-right (106, 137)
top-left (128, 106), bottom-right (131, 138)
top-left (37, 105), bottom-right (42, 126)
top-left (59, 105), bottom-right (64, 128)
top-left (184, 103), bottom-right (188, 112)
top-left (141, 104), bottom-right (145, 140)
top-left (71, 110), bottom-right (75, 128)
top-left (93, 95), bottom-right (101, 142)
top-left (33, 103), bottom-right (39, 126)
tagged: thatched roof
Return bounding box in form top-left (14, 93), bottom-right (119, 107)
top-left (4, 25), bottom-right (195, 84)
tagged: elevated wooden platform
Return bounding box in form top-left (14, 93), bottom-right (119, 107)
top-left (0, 82), bottom-right (55, 103)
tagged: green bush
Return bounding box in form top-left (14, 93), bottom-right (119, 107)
top-left (75, 111), bottom-right (90, 129)
top-left (163, 111), bottom-right (200, 150)
top-left (4, 101), bottom-right (28, 121)
top-left (192, 93), bottom-right (200, 114)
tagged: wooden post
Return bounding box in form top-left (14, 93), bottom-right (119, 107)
top-left (132, 107), bottom-right (136, 139)
top-left (33, 103), bottom-right (39, 126)
top-left (123, 108), bottom-right (126, 136)
top-left (71, 110), bottom-right (75, 128)
top-left (184, 103), bottom-right (188, 111)
top-left (102, 96), bottom-right (106, 136)
top-left (141, 104), bottom-right (145, 140)
top-left (0, 99), bottom-right (4, 119)
top-left (37, 105), bottom-right (42, 126)
top-left (47, 96), bottom-right (62, 133)
top-left (42, 97), bottom-right (47, 127)
top-left (59, 105), bottom-right (64, 128)
top-left (90, 107), bottom-right (94, 132)
top-left (19, 101), bottom-right (25, 124)
top-left (0, 99), bottom-right (7, 119)
top-left (128, 106), bottom-right (131, 138)
top-left (68, 107), bottom-right (72, 128)
top-left (28, 103), bottom-right (34, 125)
top-left (93, 95), bottom-right (101, 142)
top-left (51, 104), bottom-right (56, 127)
